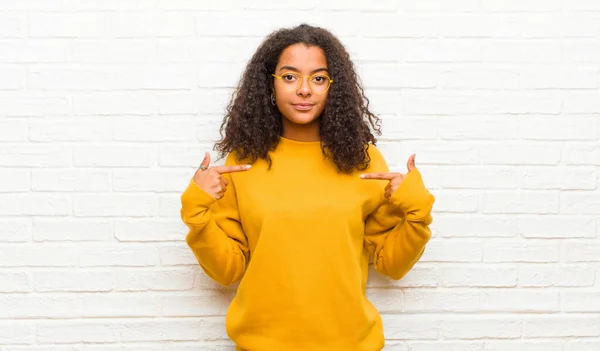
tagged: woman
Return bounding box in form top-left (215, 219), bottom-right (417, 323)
top-left (180, 24), bottom-right (435, 351)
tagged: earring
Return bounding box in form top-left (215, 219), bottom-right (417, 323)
top-left (270, 93), bottom-right (276, 106)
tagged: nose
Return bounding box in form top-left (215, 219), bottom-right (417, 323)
top-left (296, 77), bottom-right (312, 97)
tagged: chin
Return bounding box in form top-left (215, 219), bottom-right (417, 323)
top-left (289, 114), bottom-right (319, 125)
top-left (285, 109), bottom-right (323, 124)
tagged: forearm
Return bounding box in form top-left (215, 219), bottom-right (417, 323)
top-left (374, 213), bottom-right (433, 280)
top-left (181, 179), bottom-right (247, 286)
top-left (184, 220), bottom-right (247, 286)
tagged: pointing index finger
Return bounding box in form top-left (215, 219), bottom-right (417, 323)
top-left (360, 172), bottom-right (396, 180)
top-left (213, 165), bottom-right (252, 174)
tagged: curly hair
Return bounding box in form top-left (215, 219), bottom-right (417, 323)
top-left (214, 23), bottom-right (382, 173)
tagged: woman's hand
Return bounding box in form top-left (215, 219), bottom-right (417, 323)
top-left (193, 152), bottom-right (251, 200)
top-left (360, 154), bottom-right (417, 199)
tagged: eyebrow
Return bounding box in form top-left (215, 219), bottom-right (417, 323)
top-left (279, 66), bottom-right (329, 74)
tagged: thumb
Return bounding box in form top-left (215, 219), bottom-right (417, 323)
top-left (407, 154), bottom-right (416, 172)
top-left (200, 151), bottom-right (211, 170)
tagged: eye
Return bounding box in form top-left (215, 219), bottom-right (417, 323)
top-left (312, 75), bottom-right (328, 84)
top-left (282, 73), bottom-right (298, 81)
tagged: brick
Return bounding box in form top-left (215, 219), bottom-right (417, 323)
top-left (113, 117), bottom-right (198, 142)
top-left (484, 241), bottom-right (559, 262)
top-left (114, 219), bottom-right (186, 241)
top-left (483, 41), bottom-right (562, 63)
top-left (0, 244), bottom-right (77, 267)
top-left (409, 342), bottom-right (484, 351)
top-left (425, 190), bottom-right (478, 213)
top-left (439, 67), bottom-right (520, 89)
top-left (77, 244), bottom-right (158, 267)
top-left (440, 316), bottom-right (522, 339)
top-left (435, 214), bottom-right (518, 238)
top-left (441, 266), bottom-right (517, 287)
top-left (565, 144), bottom-right (600, 165)
top-left (480, 143), bottom-right (561, 165)
top-left (401, 91), bottom-right (562, 115)
top-left (73, 145), bottom-right (157, 167)
top-left (382, 314), bottom-right (440, 340)
top-left (0, 293), bottom-right (162, 318)
top-left (520, 116), bottom-right (599, 140)
top-left (0, 272), bottom-right (31, 292)
top-left (482, 191), bottom-right (558, 214)
top-left (0, 119), bottom-right (27, 141)
top-left (381, 116), bottom-right (439, 140)
top-left (0, 66), bottom-right (25, 89)
top-left (158, 244), bottom-right (198, 266)
top-left (32, 170), bottom-right (110, 192)
top-left (405, 39), bottom-right (482, 62)
top-left (361, 14), bottom-right (439, 38)
top-left (518, 265), bottom-right (595, 287)
top-left (420, 240), bottom-right (483, 262)
top-left (0, 169), bottom-right (30, 192)
top-left (0, 95), bottom-right (69, 117)
top-left (524, 315), bottom-right (600, 337)
top-left (561, 192), bottom-right (600, 214)
top-left (438, 166), bottom-right (518, 189)
top-left (440, 15), bottom-right (521, 38)
top-left (398, 0), bottom-right (479, 11)
top-left (377, 142), bottom-right (479, 168)
top-left (0, 194), bottom-right (71, 216)
top-left (0, 145), bottom-right (71, 167)
top-left (563, 242), bottom-right (600, 262)
top-left (159, 146), bottom-right (217, 168)
top-left (484, 341), bottom-right (564, 351)
top-left (29, 13), bottom-right (109, 38)
top-left (0, 322), bottom-right (35, 344)
top-left (563, 40), bottom-right (600, 63)
top-left (367, 266), bottom-right (439, 288)
top-left (0, 40), bottom-right (70, 63)
top-left (480, 289), bottom-right (559, 312)
top-left (521, 67), bottom-right (599, 88)
top-left (0, 13), bottom-right (24, 38)
top-left (562, 291), bottom-right (600, 312)
top-left (109, 12), bottom-right (195, 38)
top-left (482, 0), bottom-right (561, 11)
top-left (72, 39), bottom-right (155, 63)
top-left (359, 64), bottom-right (437, 89)
top-left (73, 92), bottom-right (158, 115)
top-left (0, 219), bottom-right (31, 243)
top-left (564, 0), bottom-right (600, 10)
top-left (518, 167), bottom-right (597, 190)
top-left (518, 215), bottom-right (597, 238)
top-left (33, 218), bottom-right (113, 241)
top-left (403, 289), bottom-right (480, 312)
top-left (73, 194), bottom-right (158, 217)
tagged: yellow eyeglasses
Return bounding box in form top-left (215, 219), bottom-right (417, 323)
top-left (272, 72), bottom-right (334, 94)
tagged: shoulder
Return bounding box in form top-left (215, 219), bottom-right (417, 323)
top-left (365, 143), bottom-right (390, 173)
top-left (224, 152), bottom-right (238, 166)
top-left (224, 150), bottom-right (250, 166)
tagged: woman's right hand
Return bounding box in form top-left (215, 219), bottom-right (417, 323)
top-left (192, 152), bottom-right (251, 200)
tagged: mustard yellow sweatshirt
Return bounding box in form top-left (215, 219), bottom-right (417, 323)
top-left (180, 136), bottom-right (435, 351)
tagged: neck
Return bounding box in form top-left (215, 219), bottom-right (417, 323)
top-left (281, 119), bottom-right (321, 142)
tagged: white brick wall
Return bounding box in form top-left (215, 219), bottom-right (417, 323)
top-left (0, 0), bottom-right (599, 349)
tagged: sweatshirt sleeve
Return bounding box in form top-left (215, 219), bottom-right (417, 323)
top-left (180, 154), bottom-right (250, 287)
top-left (363, 148), bottom-right (435, 281)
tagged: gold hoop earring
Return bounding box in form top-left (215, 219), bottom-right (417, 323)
top-left (270, 93), bottom-right (276, 106)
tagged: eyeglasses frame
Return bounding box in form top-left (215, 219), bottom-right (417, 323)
top-left (271, 72), bottom-right (334, 94)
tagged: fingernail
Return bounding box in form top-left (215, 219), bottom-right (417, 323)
top-left (359, 174), bottom-right (365, 178)
top-left (246, 165), bottom-right (252, 169)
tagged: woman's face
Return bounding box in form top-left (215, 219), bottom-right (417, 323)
top-left (272, 43), bottom-right (330, 128)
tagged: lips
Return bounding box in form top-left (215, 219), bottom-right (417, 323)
top-left (292, 103), bottom-right (315, 111)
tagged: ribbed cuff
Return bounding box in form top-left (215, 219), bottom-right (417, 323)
top-left (389, 168), bottom-right (435, 221)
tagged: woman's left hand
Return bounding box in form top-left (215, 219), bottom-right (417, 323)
top-left (360, 154), bottom-right (417, 199)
